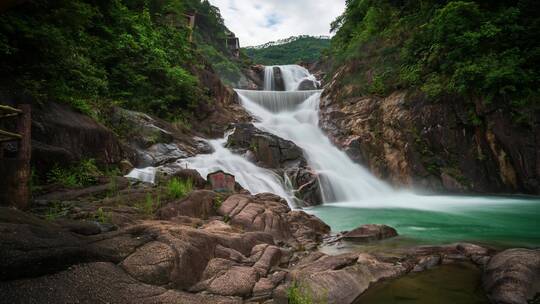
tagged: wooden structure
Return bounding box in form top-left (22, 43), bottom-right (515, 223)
top-left (0, 104), bottom-right (31, 209)
top-left (225, 33), bottom-right (240, 58)
top-left (184, 13), bottom-right (196, 42)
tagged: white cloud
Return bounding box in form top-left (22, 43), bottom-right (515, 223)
top-left (208, 0), bottom-right (346, 47)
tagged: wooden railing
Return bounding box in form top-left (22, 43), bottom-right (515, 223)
top-left (0, 104), bottom-right (31, 209)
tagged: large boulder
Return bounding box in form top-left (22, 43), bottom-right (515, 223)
top-left (483, 249), bottom-right (540, 304)
top-left (0, 207), bottom-right (97, 280)
top-left (157, 190), bottom-right (219, 220)
top-left (342, 224), bottom-right (398, 242)
top-left (227, 123), bottom-right (304, 169)
top-left (285, 252), bottom-right (406, 304)
top-left (227, 123), bottom-right (323, 206)
top-left (217, 193), bottom-right (329, 249)
top-left (31, 102), bottom-right (124, 172)
top-left (297, 79), bottom-right (319, 91)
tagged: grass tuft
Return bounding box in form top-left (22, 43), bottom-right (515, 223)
top-left (168, 178), bottom-right (193, 199)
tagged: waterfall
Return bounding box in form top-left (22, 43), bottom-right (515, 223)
top-left (177, 138), bottom-right (295, 202)
top-left (236, 68), bottom-right (391, 203)
top-left (175, 64), bottom-right (392, 207)
top-left (263, 66), bottom-right (275, 91)
top-left (279, 64), bottom-right (319, 91)
top-left (264, 65), bottom-right (319, 91)
top-left (235, 89), bottom-right (321, 112)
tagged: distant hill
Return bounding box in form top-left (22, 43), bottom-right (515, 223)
top-left (244, 35), bottom-right (330, 65)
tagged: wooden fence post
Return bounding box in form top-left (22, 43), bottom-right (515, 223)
top-left (14, 104), bottom-right (31, 209)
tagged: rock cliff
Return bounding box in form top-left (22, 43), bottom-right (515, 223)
top-left (319, 65), bottom-right (540, 194)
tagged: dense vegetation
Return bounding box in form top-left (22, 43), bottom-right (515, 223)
top-left (0, 0), bottom-right (245, 119)
top-left (330, 0), bottom-right (539, 126)
top-left (244, 36), bottom-right (331, 65)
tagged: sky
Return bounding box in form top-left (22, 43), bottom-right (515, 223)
top-left (208, 0), bottom-right (346, 47)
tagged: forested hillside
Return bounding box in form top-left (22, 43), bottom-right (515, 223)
top-left (329, 0), bottom-right (539, 126)
top-left (244, 35), bottom-right (330, 65)
top-left (0, 0), bottom-right (248, 119)
top-left (321, 0), bottom-right (540, 194)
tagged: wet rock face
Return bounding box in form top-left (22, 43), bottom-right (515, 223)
top-left (297, 79), bottom-right (319, 91)
top-left (227, 123), bottom-right (323, 206)
top-left (236, 65), bottom-right (265, 90)
top-left (227, 123), bottom-right (304, 169)
top-left (273, 66), bottom-right (286, 91)
top-left (320, 66), bottom-right (540, 194)
top-left (483, 249), bottom-right (540, 304)
top-left (342, 224), bottom-right (398, 242)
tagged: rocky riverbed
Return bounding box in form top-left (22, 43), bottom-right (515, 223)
top-left (0, 172), bottom-right (538, 304)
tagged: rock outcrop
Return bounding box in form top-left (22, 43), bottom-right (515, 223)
top-left (342, 224), bottom-right (398, 242)
top-left (31, 102), bottom-right (124, 172)
top-left (0, 190), bottom-right (329, 302)
top-left (483, 249), bottom-right (540, 304)
top-left (297, 79), bottom-right (319, 91)
top-left (216, 193), bottom-right (330, 249)
top-left (227, 123), bottom-right (323, 206)
top-left (320, 68), bottom-right (540, 194)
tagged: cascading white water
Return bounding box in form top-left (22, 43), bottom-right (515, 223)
top-left (264, 65), bottom-right (319, 91)
top-left (263, 66), bottom-right (275, 91)
top-left (279, 65), bottom-right (319, 91)
top-left (177, 138), bottom-right (297, 204)
top-left (236, 85), bottom-right (392, 203)
top-left (129, 64), bottom-right (534, 212)
top-left (235, 89), bottom-right (321, 113)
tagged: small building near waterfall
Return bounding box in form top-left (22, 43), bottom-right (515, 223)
top-left (225, 32), bottom-right (240, 58)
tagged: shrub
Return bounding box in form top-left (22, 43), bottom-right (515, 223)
top-left (168, 178), bottom-right (193, 199)
top-left (288, 282), bottom-right (316, 304)
top-left (47, 159), bottom-right (101, 188)
top-left (95, 207), bottom-right (112, 224)
top-left (136, 193), bottom-right (161, 216)
top-left (44, 201), bottom-right (68, 221)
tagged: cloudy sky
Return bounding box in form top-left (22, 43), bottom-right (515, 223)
top-left (208, 0), bottom-right (346, 47)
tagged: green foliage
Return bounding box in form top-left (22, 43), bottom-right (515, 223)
top-left (136, 193), bottom-right (161, 215)
top-left (47, 159), bottom-right (102, 188)
top-left (95, 207), bottom-right (112, 223)
top-left (44, 202), bottom-right (69, 221)
top-left (168, 178), bottom-right (193, 199)
top-left (213, 194), bottom-right (224, 210)
top-left (245, 36), bottom-right (331, 65)
top-left (330, 0), bottom-right (540, 126)
top-left (288, 282), bottom-right (325, 304)
top-left (0, 0), bottom-right (244, 119)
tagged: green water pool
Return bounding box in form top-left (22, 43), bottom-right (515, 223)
top-left (307, 195), bottom-right (540, 248)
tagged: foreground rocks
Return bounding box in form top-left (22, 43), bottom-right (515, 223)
top-left (483, 249), bottom-right (540, 304)
top-left (0, 188), bottom-right (538, 304)
top-left (227, 123), bottom-right (323, 206)
top-left (0, 190), bottom-right (329, 303)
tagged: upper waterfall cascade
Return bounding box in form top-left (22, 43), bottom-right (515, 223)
top-left (263, 65), bottom-right (319, 91)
